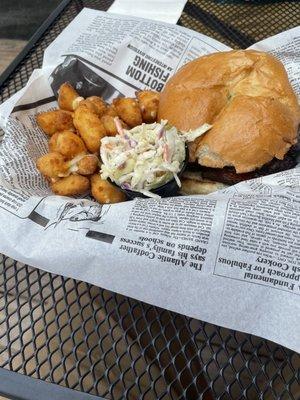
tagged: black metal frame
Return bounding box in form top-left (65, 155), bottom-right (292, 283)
top-left (0, 1), bottom-right (299, 399)
top-left (0, 0), bottom-right (73, 88)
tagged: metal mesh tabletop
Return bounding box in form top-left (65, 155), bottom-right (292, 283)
top-left (0, 1), bottom-right (299, 399)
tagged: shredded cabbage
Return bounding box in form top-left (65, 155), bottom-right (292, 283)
top-left (100, 119), bottom-right (211, 197)
top-left (182, 123), bottom-right (212, 142)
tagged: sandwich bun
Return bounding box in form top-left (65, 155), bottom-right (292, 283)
top-left (180, 170), bottom-right (228, 195)
top-left (158, 50), bottom-right (300, 173)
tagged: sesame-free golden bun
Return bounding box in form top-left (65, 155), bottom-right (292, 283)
top-left (158, 50), bottom-right (300, 173)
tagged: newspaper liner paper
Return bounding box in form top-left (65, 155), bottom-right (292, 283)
top-left (0, 9), bottom-right (299, 353)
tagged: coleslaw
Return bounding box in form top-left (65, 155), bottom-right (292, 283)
top-left (100, 119), bottom-right (211, 198)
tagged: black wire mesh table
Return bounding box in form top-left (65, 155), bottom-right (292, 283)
top-left (0, 1), bottom-right (299, 399)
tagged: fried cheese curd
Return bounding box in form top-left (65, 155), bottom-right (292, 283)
top-left (51, 175), bottom-right (90, 196)
top-left (36, 110), bottom-right (75, 135)
top-left (113, 97), bottom-right (142, 128)
top-left (49, 131), bottom-right (86, 159)
top-left (58, 82), bottom-right (83, 111)
top-left (36, 83), bottom-right (159, 203)
top-left (136, 90), bottom-right (159, 123)
top-left (73, 102), bottom-right (107, 153)
top-left (90, 174), bottom-right (126, 204)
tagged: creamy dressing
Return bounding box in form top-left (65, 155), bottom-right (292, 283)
top-left (100, 119), bottom-right (211, 197)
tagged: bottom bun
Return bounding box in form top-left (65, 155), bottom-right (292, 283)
top-left (180, 171), bottom-right (228, 195)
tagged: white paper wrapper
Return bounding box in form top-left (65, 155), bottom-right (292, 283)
top-left (108, 0), bottom-right (188, 23)
top-left (0, 9), bottom-right (299, 353)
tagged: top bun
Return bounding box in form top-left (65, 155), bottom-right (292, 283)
top-left (158, 50), bottom-right (300, 173)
